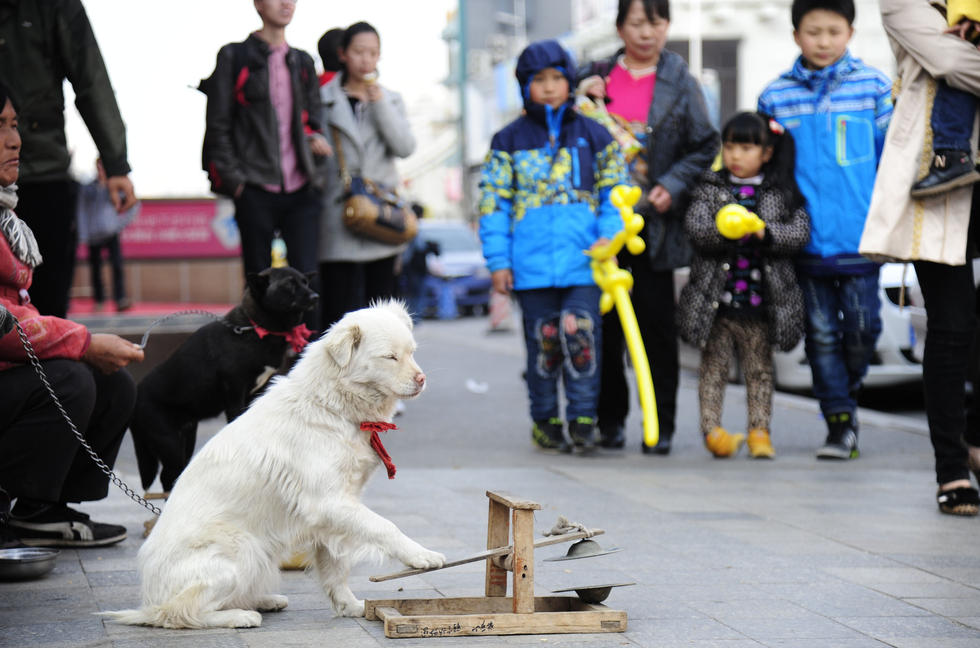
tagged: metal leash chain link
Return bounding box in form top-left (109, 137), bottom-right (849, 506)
top-left (15, 320), bottom-right (163, 515)
top-left (137, 309), bottom-right (227, 349)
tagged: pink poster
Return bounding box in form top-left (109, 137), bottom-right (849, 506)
top-left (79, 198), bottom-right (241, 260)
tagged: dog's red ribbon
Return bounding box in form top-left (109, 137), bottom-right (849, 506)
top-left (250, 322), bottom-right (314, 353)
top-left (361, 421), bottom-right (397, 479)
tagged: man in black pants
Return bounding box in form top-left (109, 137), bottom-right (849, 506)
top-left (0, 0), bottom-right (137, 318)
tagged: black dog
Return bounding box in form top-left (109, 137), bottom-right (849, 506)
top-left (130, 266), bottom-right (318, 492)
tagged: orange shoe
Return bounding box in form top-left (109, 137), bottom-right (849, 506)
top-left (704, 427), bottom-right (745, 458)
top-left (747, 428), bottom-right (775, 459)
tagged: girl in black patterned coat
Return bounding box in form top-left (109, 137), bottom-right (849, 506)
top-left (678, 112), bottom-right (810, 459)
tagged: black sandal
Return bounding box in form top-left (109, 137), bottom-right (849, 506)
top-left (937, 486), bottom-right (980, 516)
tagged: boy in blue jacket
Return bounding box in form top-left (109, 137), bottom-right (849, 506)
top-left (758, 0), bottom-right (892, 461)
top-left (479, 40), bottom-right (629, 454)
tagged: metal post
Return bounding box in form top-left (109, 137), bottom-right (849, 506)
top-left (458, 0), bottom-right (470, 219)
top-left (689, 0), bottom-right (703, 81)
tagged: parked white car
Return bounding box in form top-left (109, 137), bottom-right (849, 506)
top-left (676, 263), bottom-right (922, 391)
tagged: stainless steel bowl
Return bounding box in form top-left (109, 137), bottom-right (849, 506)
top-left (0, 547), bottom-right (60, 581)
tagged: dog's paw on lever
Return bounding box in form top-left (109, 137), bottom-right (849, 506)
top-left (404, 546), bottom-right (446, 570)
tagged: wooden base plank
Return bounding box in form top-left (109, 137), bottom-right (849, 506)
top-left (365, 596), bottom-right (627, 638)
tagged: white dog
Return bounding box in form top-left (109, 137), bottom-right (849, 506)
top-left (104, 301), bottom-right (445, 628)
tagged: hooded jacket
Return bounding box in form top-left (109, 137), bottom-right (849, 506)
top-left (479, 40), bottom-right (629, 291)
top-left (758, 51), bottom-right (892, 275)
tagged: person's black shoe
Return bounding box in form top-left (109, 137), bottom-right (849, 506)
top-left (641, 433), bottom-right (672, 455)
top-left (816, 412), bottom-right (859, 460)
top-left (531, 418), bottom-right (565, 452)
top-left (597, 423), bottom-right (625, 449)
top-left (8, 504), bottom-right (127, 548)
top-left (910, 150), bottom-right (980, 198)
top-left (566, 417), bottom-right (597, 454)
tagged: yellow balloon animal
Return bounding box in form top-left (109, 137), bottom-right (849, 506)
top-left (715, 203), bottom-right (765, 240)
top-left (587, 184), bottom-right (659, 447)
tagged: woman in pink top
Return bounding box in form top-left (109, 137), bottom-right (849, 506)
top-left (576, 0), bottom-right (719, 454)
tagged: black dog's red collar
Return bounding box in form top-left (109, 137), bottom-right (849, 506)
top-left (247, 320), bottom-right (313, 353)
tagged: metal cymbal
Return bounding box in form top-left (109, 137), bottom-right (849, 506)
top-left (551, 582), bottom-right (636, 604)
top-left (543, 538), bottom-right (621, 562)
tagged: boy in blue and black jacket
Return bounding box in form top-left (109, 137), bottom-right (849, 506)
top-left (758, 0), bottom-right (893, 461)
top-left (479, 39), bottom-right (629, 454)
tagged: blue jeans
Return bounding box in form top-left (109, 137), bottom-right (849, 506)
top-left (800, 273), bottom-right (882, 417)
top-left (516, 285), bottom-right (601, 422)
top-left (932, 81), bottom-right (978, 152)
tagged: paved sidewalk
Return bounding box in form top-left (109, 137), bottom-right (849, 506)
top-left (2, 317), bottom-right (980, 647)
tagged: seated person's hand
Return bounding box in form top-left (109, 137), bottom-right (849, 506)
top-left (491, 269), bottom-right (513, 295)
top-left (82, 333), bottom-right (144, 374)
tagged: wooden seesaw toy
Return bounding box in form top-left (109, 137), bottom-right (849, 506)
top-left (363, 490), bottom-right (631, 639)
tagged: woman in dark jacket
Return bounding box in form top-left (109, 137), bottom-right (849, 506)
top-left (577, 0), bottom-right (719, 453)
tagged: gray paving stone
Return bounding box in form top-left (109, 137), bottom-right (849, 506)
top-left (905, 597), bottom-right (980, 616)
top-left (110, 634), bottom-right (247, 648)
top-left (2, 619), bottom-right (105, 647)
top-left (836, 614), bottom-right (980, 641)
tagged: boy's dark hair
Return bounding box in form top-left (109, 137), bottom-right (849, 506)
top-left (616, 0), bottom-right (670, 26)
top-left (0, 80), bottom-right (18, 112)
top-left (791, 0), bottom-right (855, 29)
top-left (722, 111), bottom-right (805, 211)
top-left (317, 28), bottom-right (344, 73)
top-left (341, 21), bottom-right (379, 51)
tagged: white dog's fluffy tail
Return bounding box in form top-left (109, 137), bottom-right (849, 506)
top-left (101, 584), bottom-right (262, 629)
top-left (100, 607), bottom-right (160, 626)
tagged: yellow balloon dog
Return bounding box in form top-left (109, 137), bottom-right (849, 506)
top-left (715, 203), bottom-right (765, 240)
top-left (587, 185), bottom-right (659, 447)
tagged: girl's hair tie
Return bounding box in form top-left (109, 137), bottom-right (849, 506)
top-left (768, 118), bottom-right (785, 135)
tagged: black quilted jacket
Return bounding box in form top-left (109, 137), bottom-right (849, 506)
top-left (677, 169), bottom-right (810, 352)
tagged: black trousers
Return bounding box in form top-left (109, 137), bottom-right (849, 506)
top-left (233, 184), bottom-right (322, 329)
top-left (0, 360), bottom-right (136, 503)
top-left (15, 180), bottom-right (79, 318)
top-left (318, 255), bottom-right (397, 330)
top-left (914, 259), bottom-right (979, 485)
top-left (598, 255), bottom-right (679, 440)
top-left (88, 235), bottom-right (126, 304)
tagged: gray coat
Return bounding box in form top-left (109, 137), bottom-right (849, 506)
top-left (318, 76), bottom-right (415, 263)
top-left (677, 170), bottom-right (810, 352)
top-left (578, 49), bottom-right (720, 270)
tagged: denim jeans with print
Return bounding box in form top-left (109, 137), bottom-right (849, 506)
top-left (516, 285), bottom-right (601, 423)
top-left (799, 272), bottom-right (882, 418)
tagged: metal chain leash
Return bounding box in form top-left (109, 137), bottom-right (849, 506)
top-left (137, 308), bottom-right (247, 349)
top-left (15, 320), bottom-right (162, 516)
top-left (11, 308), bottom-right (249, 517)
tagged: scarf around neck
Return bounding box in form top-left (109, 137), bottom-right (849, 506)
top-left (0, 185), bottom-right (43, 268)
